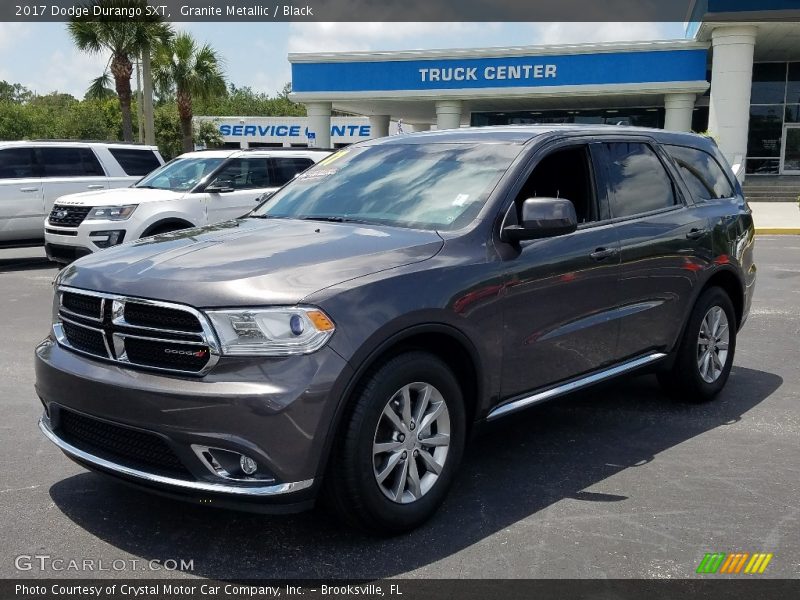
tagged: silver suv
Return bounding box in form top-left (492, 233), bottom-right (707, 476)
top-left (0, 140), bottom-right (163, 247)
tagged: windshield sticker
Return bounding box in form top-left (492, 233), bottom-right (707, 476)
top-left (297, 168), bottom-right (338, 180)
top-left (317, 150), bottom-right (349, 167)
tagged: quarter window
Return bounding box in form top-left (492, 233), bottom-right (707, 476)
top-left (109, 148), bottom-right (161, 176)
top-left (665, 145), bottom-right (734, 201)
top-left (603, 142), bottom-right (676, 218)
top-left (270, 157), bottom-right (315, 186)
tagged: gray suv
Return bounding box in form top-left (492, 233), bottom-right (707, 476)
top-left (35, 126), bottom-right (756, 533)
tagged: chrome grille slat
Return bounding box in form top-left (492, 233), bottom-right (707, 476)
top-left (54, 286), bottom-right (220, 376)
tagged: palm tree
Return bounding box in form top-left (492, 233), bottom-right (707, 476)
top-left (68, 1), bottom-right (172, 141)
top-left (152, 33), bottom-right (226, 153)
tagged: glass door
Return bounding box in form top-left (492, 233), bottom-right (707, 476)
top-left (781, 125), bottom-right (800, 174)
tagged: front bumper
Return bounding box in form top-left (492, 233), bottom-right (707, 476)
top-left (44, 220), bottom-right (128, 263)
top-left (35, 337), bottom-right (353, 512)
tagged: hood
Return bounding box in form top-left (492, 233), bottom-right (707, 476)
top-left (54, 187), bottom-right (186, 206)
top-left (59, 218), bottom-right (444, 306)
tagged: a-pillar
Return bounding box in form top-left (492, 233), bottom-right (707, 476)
top-left (436, 100), bottom-right (462, 130)
top-left (306, 102), bottom-right (332, 148)
top-left (664, 93), bottom-right (696, 132)
top-left (368, 115), bottom-right (390, 139)
top-left (707, 25), bottom-right (758, 174)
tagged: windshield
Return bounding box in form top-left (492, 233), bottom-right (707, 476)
top-left (251, 143), bottom-right (522, 230)
top-left (135, 157), bottom-right (226, 192)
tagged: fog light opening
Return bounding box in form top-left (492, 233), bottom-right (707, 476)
top-left (240, 455), bottom-right (258, 475)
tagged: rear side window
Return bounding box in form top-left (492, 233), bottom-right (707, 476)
top-left (109, 148), bottom-right (162, 176)
top-left (270, 157), bottom-right (315, 186)
top-left (603, 142), bottom-right (676, 218)
top-left (665, 145), bottom-right (734, 201)
top-left (0, 148), bottom-right (37, 178)
top-left (39, 147), bottom-right (105, 177)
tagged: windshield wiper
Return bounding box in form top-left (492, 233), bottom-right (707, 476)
top-left (301, 216), bottom-right (370, 224)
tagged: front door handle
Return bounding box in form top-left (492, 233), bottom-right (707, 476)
top-left (19, 187), bottom-right (39, 192)
top-left (87, 184), bottom-right (105, 190)
top-left (590, 247), bottom-right (618, 261)
top-left (686, 228), bottom-right (708, 240)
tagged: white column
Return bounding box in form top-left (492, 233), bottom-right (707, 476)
top-left (664, 93), bottom-right (696, 132)
top-left (708, 25), bottom-right (757, 174)
top-left (436, 100), bottom-right (462, 130)
top-left (368, 115), bottom-right (390, 139)
top-left (306, 102), bottom-right (332, 148)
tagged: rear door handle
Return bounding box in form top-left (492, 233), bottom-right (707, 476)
top-left (87, 184), bottom-right (105, 190)
top-left (590, 247), bottom-right (618, 261)
top-left (19, 187), bottom-right (39, 192)
top-left (686, 228), bottom-right (708, 240)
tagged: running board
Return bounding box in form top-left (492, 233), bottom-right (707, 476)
top-left (486, 352), bottom-right (667, 421)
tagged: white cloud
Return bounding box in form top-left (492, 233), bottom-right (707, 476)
top-left (24, 49), bottom-right (110, 97)
top-left (0, 23), bottom-right (31, 52)
top-left (527, 22), bottom-right (674, 45)
top-left (287, 22), bottom-right (495, 54)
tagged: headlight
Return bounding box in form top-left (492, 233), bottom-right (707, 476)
top-left (206, 307), bottom-right (335, 356)
top-left (84, 205), bottom-right (138, 221)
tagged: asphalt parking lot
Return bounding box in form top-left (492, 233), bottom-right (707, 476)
top-left (0, 238), bottom-right (798, 580)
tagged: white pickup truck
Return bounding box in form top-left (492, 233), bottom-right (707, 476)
top-left (44, 147), bottom-right (329, 263)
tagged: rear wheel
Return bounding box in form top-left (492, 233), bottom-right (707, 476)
top-left (658, 286), bottom-right (736, 402)
top-left (324, 352), bottom-right (465, 534)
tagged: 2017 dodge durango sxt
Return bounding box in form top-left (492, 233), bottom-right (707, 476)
top-left (35, 126), bottom-right (756, 533)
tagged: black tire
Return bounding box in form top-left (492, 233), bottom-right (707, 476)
top-left (323, 351), bottom-right (466, 534)
top-left (658, 286), bottom-right (737, 403)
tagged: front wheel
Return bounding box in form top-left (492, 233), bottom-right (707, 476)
top-left (324, 351), bottom-right (466, 534)
top-left (658, 286), bottom-right (737, 402)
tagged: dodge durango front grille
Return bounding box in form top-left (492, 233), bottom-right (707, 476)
top-left (54, 287), bottom-right (219, 375)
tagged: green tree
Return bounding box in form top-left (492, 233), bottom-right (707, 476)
top-left (0, 81), bottom-right (33, 104)
top-left (152, 32), bottom-right (226, 153)
top-left (67, 0), bottom-right (172, 141)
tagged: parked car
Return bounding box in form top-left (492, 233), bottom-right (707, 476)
top-left (0, 141), bottom-right (163, 247)
top-left (43, 147), bottom-right (329, 263)
top-left (35, 126), bottom-right (756, 533)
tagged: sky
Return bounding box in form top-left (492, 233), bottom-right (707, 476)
top-left (0, 21), bottom-right (687, 98)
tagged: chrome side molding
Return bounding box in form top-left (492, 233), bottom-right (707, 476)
top-left (486, 352), bottom-right (667, 421)
top-left (39, 419), bottom-right (313, 497)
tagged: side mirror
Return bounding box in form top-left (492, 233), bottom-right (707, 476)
top-left (205, 182), bottom-right (234, 193)
top-left (502, 197), bottom-right (578, 242)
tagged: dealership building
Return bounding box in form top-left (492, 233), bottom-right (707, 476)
top-left (288, 3), bottom-right (800, 181)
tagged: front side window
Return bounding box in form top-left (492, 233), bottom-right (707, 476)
top-left (603, 142), bottom-right (676, 218)
top-left (39, 147), bottom-right (104, 177)
top-left (208, 158), bottom-right (270, 190)
top-left (252, 143), bottom-right (522, 231)
top-left (0, 148), bottom-right (37, 178)
top-left (135, 157), bottom-right (225, 192)
top-left (666, 145), bottom-right (734, 201)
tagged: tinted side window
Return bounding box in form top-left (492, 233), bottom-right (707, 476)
top-left (0, 148), bottom-right (37, 178)
top-left (109, 148), bottom-right (161, 176)
top-left (40, 147), bottom-right (104, 177)
top-left (270, 157), bottom-right (315, 186)
top-left (604, 142), bottom-right (676, 218)
top-left (211, 158), bottom-right (271, 190)
top-left (665, 145), bottom-right (734, 201)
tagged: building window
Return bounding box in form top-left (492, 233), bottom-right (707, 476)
top-left (470, 108), bottom-right (664, 128)
top-left (746, 62), bottom-right (796, 175)
top-left (750, 63), bottom-right (788, 105)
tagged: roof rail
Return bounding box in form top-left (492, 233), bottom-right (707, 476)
top-left (22, 139), bottom-right (154, 146)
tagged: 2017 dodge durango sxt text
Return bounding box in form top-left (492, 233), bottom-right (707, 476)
top-left (35, 126), bottom-right (756, 533)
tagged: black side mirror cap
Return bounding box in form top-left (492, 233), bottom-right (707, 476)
top-left (503, 197), bottom-right (578, 242)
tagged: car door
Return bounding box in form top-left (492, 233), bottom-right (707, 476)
top-left (0, 147), bottom-right (44, 243)
top-left (202, 157), bottom-right (275, 224)
top-left (39, 146), bottom-right (109, 213)
top-left (596, 139), bottom-right (712, 360)
top-left (499, 141), bottom-right (623, 398)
